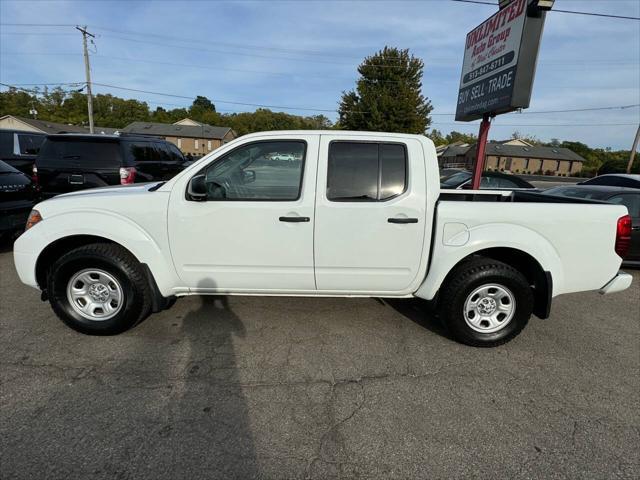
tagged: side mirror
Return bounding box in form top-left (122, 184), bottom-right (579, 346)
top-left (187, 174), bottom-right (207, 201)
top-left (242, 169), bottom-right (256, 184)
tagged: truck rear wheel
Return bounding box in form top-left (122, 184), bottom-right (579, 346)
top-left (47, 243), bottom-right (152, 335)
top-left (439, 257), bottom-right (533, 347)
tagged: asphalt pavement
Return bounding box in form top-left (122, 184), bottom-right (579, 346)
top-left (1, 247), bottom-right (638, 479)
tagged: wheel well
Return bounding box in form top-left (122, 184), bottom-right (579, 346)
top-left (35, 235), bottom-right (170, 312)
top-left (449, 247), bottom-right (552, 319)
top-left (35, 235), bottom-right (119, 289)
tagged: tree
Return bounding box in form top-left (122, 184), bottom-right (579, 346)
top-left (338, 47), bottom-right (432, 134)
top-left (427, 129), bottom-right (446, 146)
top-left (510, 130), bottom-right (543, 146)
top-left (192, 95), bottom-right (216, 112)
top-left (445, 131), bottom-right (477, 145)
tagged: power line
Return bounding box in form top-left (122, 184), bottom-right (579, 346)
top-left (3, 81), bottom-right (638, 119)
top-left (449, 0), bottom-right (640, 20)
top-left (550, 9), bottom-right (640, 21)
top-left (90, 82), bottom-right (349, 113)
top-left (99, 34), bottom-right (409, 68)
top-left (3, 50), bottom-right (638, 67)
top-left (0, 81), bottom-right (85, 86)
top-left (430, 104), bottom-right (640, 116)
top-left (0, 23), bottom-right (76, 27)
top-left (89, 26), bottom-right (377, 62)
top-left (433, 121), bottom-right (639, 127)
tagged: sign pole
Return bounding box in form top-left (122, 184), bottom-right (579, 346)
top-left (626, 124), bottom-right (640, 174)
top-left (471, 114), bottom-right (492, 189)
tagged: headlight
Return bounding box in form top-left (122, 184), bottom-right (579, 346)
top-left (25, 210), bottom-right (43, 230)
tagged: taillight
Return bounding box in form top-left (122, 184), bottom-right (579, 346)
top-left (32, 165), bottom-right (38, 185)
top-left (615, 215), bottom-right (632, 259)
top-left (119, 166), bottom-right (136, 185)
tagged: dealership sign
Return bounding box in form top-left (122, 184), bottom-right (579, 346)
top-left (455, 0), bottom-right (547, 121)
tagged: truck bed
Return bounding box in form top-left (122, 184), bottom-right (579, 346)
top-left (432, 189), bottom-right (626, 298)
top-left (439, 190), bottom-right (607, 204)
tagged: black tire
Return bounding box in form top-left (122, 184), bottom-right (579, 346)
top-left (439, 257), bottom-right (533, 347)
top-left (47, 243), bottom-right (152, 335)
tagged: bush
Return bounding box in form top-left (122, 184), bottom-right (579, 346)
top-left (600, 158), bottom-right (640, 175)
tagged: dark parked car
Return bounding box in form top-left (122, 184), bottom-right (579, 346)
top-left (579, 174), bottom-right (640, 189)
top-left (35, 134), bottom-right (188, 198)
top-left (545, 185), bottom-right (640, 266)
top-left (0, 129), bottom-right (46, 175)
top-left (440, 170), bottom-right (536, 190)
top-left (0, 160), bottom-right (35, 241)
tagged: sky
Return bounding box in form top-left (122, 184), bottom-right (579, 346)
top-left (0, 0), bottom-right (639, 149)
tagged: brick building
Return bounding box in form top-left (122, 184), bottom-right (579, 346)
top-left (121, 119), bottom-right (236, 156)
top-left (438, 139), bottom-right (585, 176)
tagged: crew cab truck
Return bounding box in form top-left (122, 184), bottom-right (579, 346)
top-left (13, 131), bottom-right (633, 347)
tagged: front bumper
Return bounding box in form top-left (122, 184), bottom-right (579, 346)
top-left (0, 201), bottom-right (32, 233)
top-left (599, 271), bottom-right (633, 295)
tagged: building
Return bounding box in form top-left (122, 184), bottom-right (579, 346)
top-left (0, 114), bottom-right (117, 135)
top-left (438, 139), bottom-right (585, 176)
top-left (121, 119), bottom-right (236, 156)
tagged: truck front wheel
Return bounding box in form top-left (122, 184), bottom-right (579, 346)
top-left (439, 258), bottom-right (533, 347)
top-left (47, 243), bottom-right (152, 335)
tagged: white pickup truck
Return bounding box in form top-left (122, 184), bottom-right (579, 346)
top-left (13, 131), bottom-right (633, 346)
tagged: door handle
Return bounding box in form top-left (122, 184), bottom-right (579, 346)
top-left (279, 216), bottom-right (310, 223)
top-left (388, 217), bottom-right (418, 224)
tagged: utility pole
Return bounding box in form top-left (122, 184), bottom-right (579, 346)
top-left (627, 124), bottom-right (640, 174)
top-left (76, 25), bottom-right (95, 133)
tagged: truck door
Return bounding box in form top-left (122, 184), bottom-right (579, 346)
top-left (168, 135), bottom-right (318, 291)
top-left (314, 135), bottom-right (427, 293)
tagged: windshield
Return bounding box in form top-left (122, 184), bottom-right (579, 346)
top-left (545, 187), bottom-right (609, 200)
top-left (441, 171), bottom-right (471, 187)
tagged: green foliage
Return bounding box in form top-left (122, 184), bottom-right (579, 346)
top-left (0, 88), bottom-right (333, 134)
top-left (445, 130), bottom-right (477, 145)
top-left (510, 130), bottom-right (543, 146)
top-left (553, 141), bottom-right (637, 176)
top-left (192, 95), bottom-right (216, 112)
top-left (221, 109), bottom-right (334, 136)
top-left (426, 129), bottom-right (446, 146)
top-left (338, 47), bottom-right (433, 134)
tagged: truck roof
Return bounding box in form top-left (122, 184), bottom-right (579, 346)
top-left (237, 130), bottom-right (433, 142)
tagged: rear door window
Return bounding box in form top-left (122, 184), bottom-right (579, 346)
top-left (327, 142), bottom-right (407, 201)
top-left (167, 143), bottom-right (184, 161)
top-left (38, 139), bottom-right (121, 168)
top-left (17, 134), bottom-right (45, 155)
top-left (153, 142), bottom-right (172, 162)
top-left (121, 141), bottom-right (156, 164)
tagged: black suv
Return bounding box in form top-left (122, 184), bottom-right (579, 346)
top-left (35, 134), bottom-right (188, 198)
top-left (0, 129), bottom-right (46, 175)
top-left (0, 160), bottom-right (36, 240)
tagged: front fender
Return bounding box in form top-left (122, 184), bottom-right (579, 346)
top-left (13, 209), bottom-right (182, 297)
top-left (414, 223), bottom-right (564, 301)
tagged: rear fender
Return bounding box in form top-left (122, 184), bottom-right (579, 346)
top-left (414, 223), bottom-right (564, 301)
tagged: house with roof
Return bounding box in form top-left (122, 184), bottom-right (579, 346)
top-left (438, 138), bottom-right (586, 176)
top-left (121, 119), bottom-right (236, 156)
top-left (0, 114), bottom-right (118, 135)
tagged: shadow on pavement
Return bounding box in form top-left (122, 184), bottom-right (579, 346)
top-left (146, 282), bottom-right (259, 478)
top-left (384, 297), bottom-right (455, 342)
